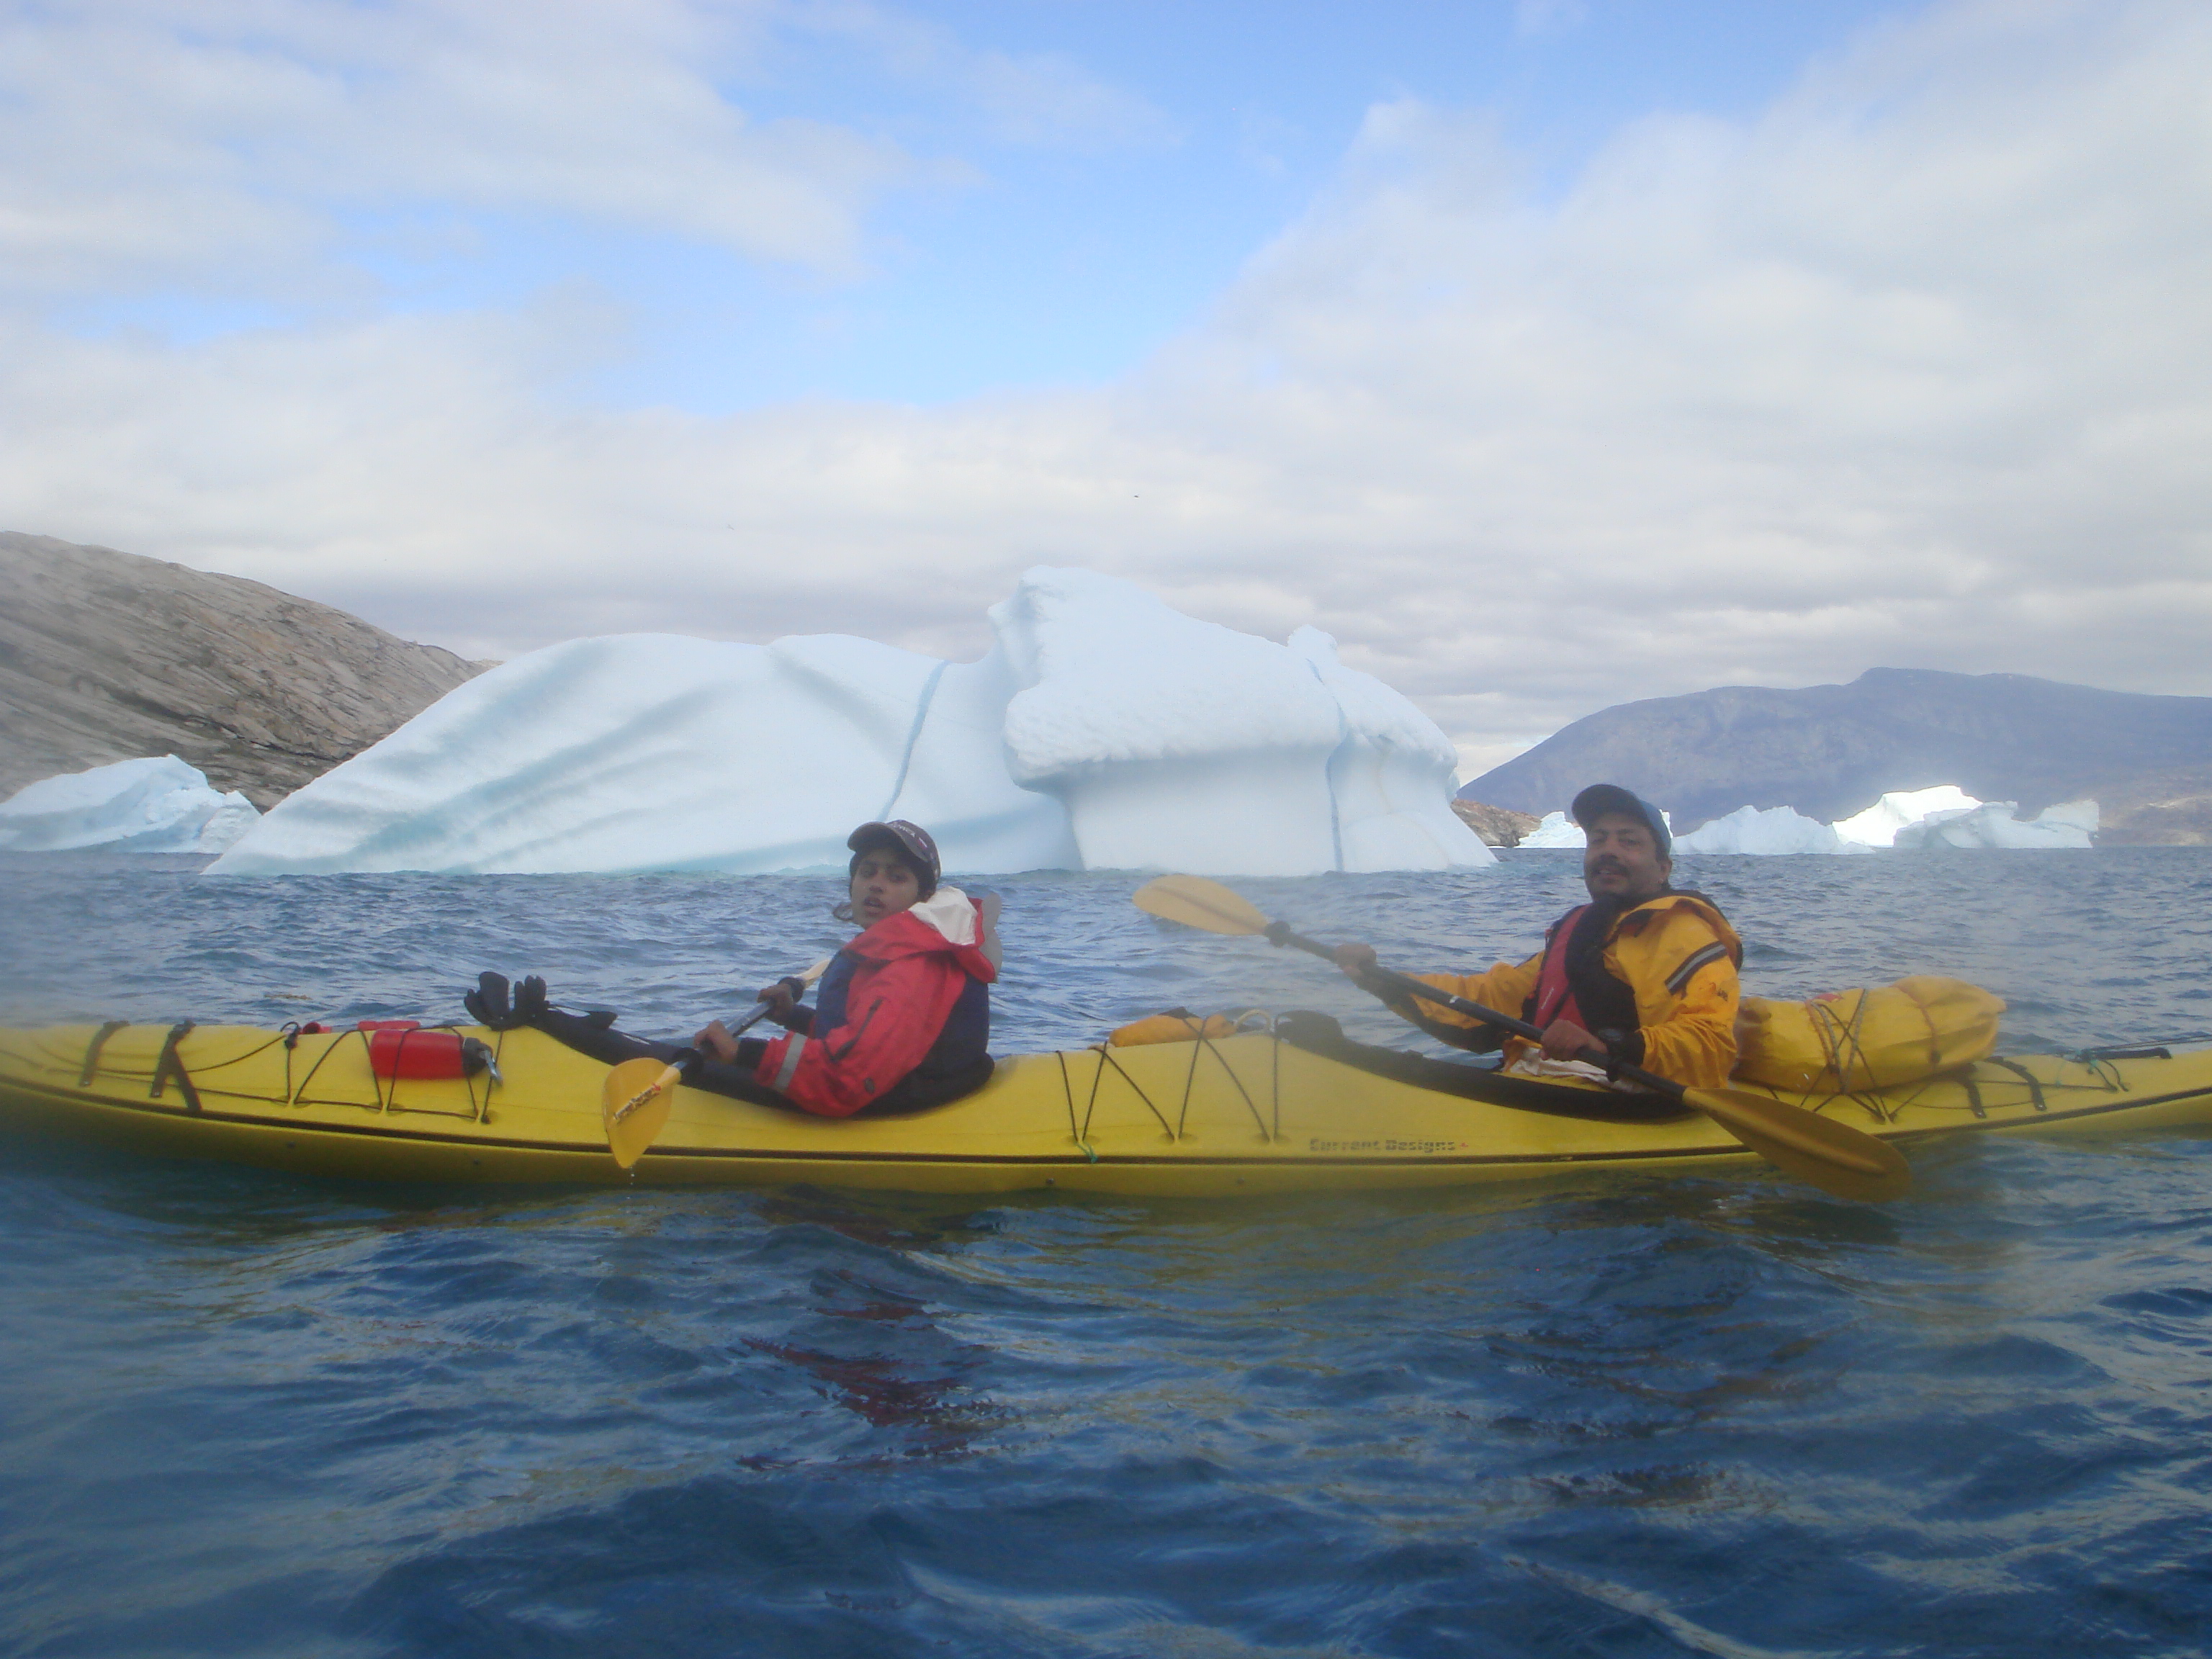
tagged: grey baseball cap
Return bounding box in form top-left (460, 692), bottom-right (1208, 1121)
top-left (1570, 784), bottom-right (1671, 856)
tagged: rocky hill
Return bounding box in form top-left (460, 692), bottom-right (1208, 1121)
top-left (1450, 799), bottom-right (1540, 847)
top-left (1, 533), bottom-right (490, 808)
top-left (1463, 667), bottom-right (2212, 844)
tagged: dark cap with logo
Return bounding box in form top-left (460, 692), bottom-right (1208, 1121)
top-left (1570, 784), bottom-right (1671, 857)
top-left (847, 819), bottom-right (941, 895)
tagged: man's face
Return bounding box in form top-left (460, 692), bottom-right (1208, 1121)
top-left (1582, 812), bottom-right (1671, 904)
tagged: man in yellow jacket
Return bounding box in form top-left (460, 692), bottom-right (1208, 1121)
top-left (1334, 783), bottom-right (1742, 1089)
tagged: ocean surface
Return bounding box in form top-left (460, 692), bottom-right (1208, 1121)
top-left (3, 849), bottom-right (2211, 1657)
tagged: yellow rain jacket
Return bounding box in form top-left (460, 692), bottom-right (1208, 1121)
top-left (1388, 892), bottom-right (1743, 1090)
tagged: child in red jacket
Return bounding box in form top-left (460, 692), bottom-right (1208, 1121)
top-left (467, 820), bottom-right (999, 1117)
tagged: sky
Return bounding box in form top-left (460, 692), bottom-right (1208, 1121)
top-left (4, 0), bottom-right (2208, 779)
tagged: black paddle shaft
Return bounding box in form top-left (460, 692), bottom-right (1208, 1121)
top-left (1262, 922), bottom-right (1691, 1104)
top-left (727, 999), bottom-right (781, 1038)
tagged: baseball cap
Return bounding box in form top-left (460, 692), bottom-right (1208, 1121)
top-left (847, 819), bottom-right (941, 892)
top-left (1570, 784), bottom-right (1671, 857)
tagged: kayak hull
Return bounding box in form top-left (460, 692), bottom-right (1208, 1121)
top-left (3, 1023), bottom-right (2209, 1195)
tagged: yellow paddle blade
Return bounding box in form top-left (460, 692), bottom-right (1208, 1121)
top-left (1132, 875), bottom-right (1271, 937)
top-left (601, 1058), bottom-right (680, 1171)
top-left (1685, 1085), bottom-right (1912, 1203)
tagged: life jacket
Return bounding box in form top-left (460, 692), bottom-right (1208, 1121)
top-left (1524, 890), bottom-right (1736, 1047)
top-left (1525, 903), bottom-right (1642, 1044)
top-left (752, 886), bottom-right (997, 1118)
top-left (811, 945), bottom-right (991, 1083)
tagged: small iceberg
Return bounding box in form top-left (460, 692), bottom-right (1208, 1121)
top-left (1514, 806), bottom-right (1678, 850)
top-left (1516, 811), bottom-right (1585, 848)
top-left (1503, 785), bottom-right (2099, 856)
top-left (1894, 799), bottom-right (2098, 849)
top-left (0, 756), bottom-right (261, 854)
top-left (1673, 804), bottom-right (1873, 856)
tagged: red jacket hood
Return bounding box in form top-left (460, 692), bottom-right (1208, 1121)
top-left (846, 893), bottom-right (997, 983)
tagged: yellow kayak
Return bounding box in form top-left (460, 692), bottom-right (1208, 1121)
top-left (2, 1018), bottom-right (2208, 1195)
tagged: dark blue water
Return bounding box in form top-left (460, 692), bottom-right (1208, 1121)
top-left (4, 850), bottom-right (2211, 1656)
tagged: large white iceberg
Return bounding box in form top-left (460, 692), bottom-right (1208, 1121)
top-left (210, 567), bottom-right (1493, 878)
top-left (1894, 799), bottom-right (2098, 850)
top-left (0, 755), bottom-right (260, 854)
top-left (1832, 786), bottom-right (1982, 848)
top-left (1673, 804), bottom-right (1873, 856)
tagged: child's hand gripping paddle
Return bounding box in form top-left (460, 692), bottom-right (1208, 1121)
top-left (1132, 874), bottom-right (1910, 1204)
top-left (601, 959), bottom-right (830, 1169)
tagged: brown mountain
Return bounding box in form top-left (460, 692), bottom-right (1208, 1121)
top-left (1463, 667), bottom-right (2212, 845)
top-left (1, 533), bottom-right (490, 809)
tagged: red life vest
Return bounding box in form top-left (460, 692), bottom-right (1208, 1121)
top-left (1530, 905), bottom-right (1593, 1031)
top-left (1526, 903), bottom-right (1645, 1040)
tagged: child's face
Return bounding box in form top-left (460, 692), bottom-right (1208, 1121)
top-left (850, 850), bottom-right (922, 926)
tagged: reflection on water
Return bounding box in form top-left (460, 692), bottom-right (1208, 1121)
top-left (3, 855), bottom-right (2212, 1654)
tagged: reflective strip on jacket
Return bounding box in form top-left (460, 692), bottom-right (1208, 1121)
top-left (752, 889), bottom-right (997, 1118)
top-left (1393, 891), bottom-right (1743, 1089)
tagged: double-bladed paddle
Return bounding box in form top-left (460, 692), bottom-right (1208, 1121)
top-left (1131, 873), bottom-right (1910, 1203)
top-left (601, 959), bottom-right (830, 1169)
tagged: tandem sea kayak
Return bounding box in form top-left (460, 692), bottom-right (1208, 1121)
top-left (1, 1016), bottom-right (2208, 1195)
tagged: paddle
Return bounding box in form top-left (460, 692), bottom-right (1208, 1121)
top-left (601, 959), bottom-right (830, 1170)
top-left (1131, 874), bottom-right (1911, 1203)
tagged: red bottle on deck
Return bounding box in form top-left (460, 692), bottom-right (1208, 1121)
top-left (359, 1020), bottom-right (495, 1081)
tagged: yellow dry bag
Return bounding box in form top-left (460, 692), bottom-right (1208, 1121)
top-left (1107, 1009), bottom-right (1255, 1047)
top-left (1734, 976), bottom-right (2005, 1093)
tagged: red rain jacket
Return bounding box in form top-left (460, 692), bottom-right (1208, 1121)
top-left (750, 894), bottom-right (997, 1118)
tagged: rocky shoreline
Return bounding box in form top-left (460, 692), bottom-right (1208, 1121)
top-left (1, 534), bottom-right (489, 809)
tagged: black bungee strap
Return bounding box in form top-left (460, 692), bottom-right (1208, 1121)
top-left (78, 1020), bottom-right (128, 1086)
top-left (150, 1021), bottom-right (203, 1114)
top-left (1980, 1057), bottom-right (2049, 1112)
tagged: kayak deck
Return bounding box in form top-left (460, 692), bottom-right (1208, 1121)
top-left (2, 1022), bottom-right (2209, 1195)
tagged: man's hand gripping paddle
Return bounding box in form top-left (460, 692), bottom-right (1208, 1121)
top-left (1132, 875), bottom-right (1911, 1204)
top-left (601, 959), bottom-right (830, 1170)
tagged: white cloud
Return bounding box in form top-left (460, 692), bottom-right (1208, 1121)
top-left (4, 0), bottom-right (2211, 764)
top-left (0, 0), bottom-right (920, 294)
top-left (793, 0), bottom-right (1179, 151)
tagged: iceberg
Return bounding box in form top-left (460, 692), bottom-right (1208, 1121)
top-left (1516, 811), bottom-right (1586, 848)
top-left (1894, 799), bottom-right (2098, 850)
top-left (0, 755), bottom-right (260, 854)
top-left (1500, 785), bottom-right (2096, 858)
top-left (1673, 804), bottom-right (1872, 856)
top-left (1513, 806), bottom-right (1676, 850)
top-left (211, 567), bottom-right (1493, 878)
top-left (1664, 786), bottom-right (2093, 854)
top-left (1832, 786), bottom-right (1982, 848)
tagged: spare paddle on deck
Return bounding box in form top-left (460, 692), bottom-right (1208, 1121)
top-left (1133, 873), bottom-right (1911, 1203)
top-left (601, 958), bottom-right (830, 1170)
